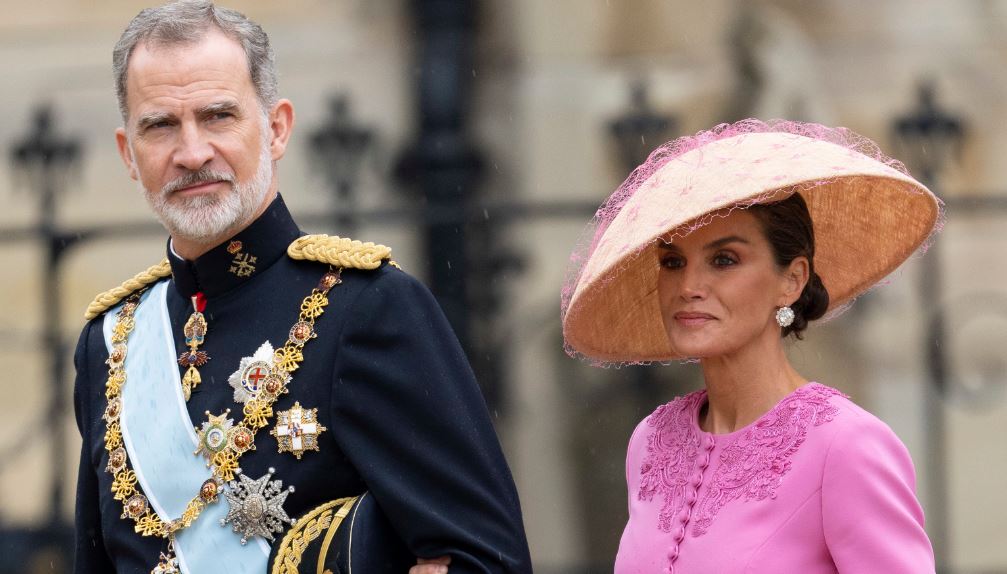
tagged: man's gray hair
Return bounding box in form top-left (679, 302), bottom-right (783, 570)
top-left (113, 0), bottom-right (277, 121)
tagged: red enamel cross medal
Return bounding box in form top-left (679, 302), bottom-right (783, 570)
top-left (228, 342), bottom-right (291, 404)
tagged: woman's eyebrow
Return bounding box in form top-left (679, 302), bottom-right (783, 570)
top-left (703, 235), bottom-right (749, 250)
top-left (657, 235), bottom-right (750, 252)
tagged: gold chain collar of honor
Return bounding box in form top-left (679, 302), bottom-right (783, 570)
top-left (101, 267), bottom-right (343, 572)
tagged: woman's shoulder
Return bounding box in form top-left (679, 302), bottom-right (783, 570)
top-left (809, 384), bottom-right (917, 479)
top-left (810, 383), bottom-right (902, 439)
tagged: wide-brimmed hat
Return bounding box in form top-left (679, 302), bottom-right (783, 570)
top-left (561, 119), bottom-right (942, 365)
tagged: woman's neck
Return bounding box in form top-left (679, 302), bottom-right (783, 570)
top-left (698, 329), bottom-right (807, 434)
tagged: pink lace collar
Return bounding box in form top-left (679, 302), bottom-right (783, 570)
top-left (638, 382), bottom-right (844, 538)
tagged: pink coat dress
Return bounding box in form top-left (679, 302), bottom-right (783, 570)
top-left (614, 383), bottom-right (935, 573)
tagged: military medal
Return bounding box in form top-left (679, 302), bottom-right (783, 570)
top-left (220, 467), bottom-right (295, 544)
top-left (228, 342), bottom-right (290, 404)
top-left (101, 266), bottom-right (343, 572)
top-left (177, 293), bottom-right (210, 400)
top-left (271, 402), bottom-right (326, 459)
top-left (152, 551), bottom-right (180, 574)
top-left (194, 410), bottom-right (234, 459)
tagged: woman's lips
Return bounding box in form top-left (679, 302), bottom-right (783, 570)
top-left (673, 312), bottom-right (715, 327)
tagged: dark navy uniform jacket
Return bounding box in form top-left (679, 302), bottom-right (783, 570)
top-left (73, 195), bottom-right (532, 573)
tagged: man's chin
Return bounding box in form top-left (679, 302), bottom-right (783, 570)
top-left (158, 206), bottom-right (243, 244)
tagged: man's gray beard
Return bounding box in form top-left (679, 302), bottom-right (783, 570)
top-left (139, 137), bottom-right (274, 244)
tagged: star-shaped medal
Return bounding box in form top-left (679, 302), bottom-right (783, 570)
top-left (194, 410), bottom-right (234, 461)
top-left (270, 402), bottom-right (326, 459)
top-left (219, 467), bottom-right (294, 544)
top-left (228, 342), bottom-right (290, 404)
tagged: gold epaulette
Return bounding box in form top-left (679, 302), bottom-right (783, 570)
top-left (287, 234), bottom-right (399, 270)
top-left (84, 259), bottom-right (172, 320)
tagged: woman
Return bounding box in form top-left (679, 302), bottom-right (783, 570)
top-left (562, 120), bottom-right (939, 573)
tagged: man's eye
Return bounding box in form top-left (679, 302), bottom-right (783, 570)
top-left (210, 112), bottom-right (233, 121)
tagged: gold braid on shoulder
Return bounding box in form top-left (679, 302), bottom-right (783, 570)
top-left (84, 235), bottom-right (395, 321)
top-left (84, 259), bottom-right (172, 320)
top-left (287, 234), bottom-right (399, 270)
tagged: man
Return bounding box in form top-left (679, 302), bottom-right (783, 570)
top-left (72, 2), bottom-right (532, 572)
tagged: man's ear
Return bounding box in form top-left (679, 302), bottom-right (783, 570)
top-left (267, 99), bottom-right (295, 161)
top-left (115, 127), bottom-right (139, 181)
top-left (781, 256), bottom-right (810, 306)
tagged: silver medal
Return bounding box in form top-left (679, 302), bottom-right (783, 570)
top-left (220, 467), bottom-right (295, 544)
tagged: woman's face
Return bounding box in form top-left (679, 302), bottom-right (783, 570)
top-left (657, 209), bottom-right (806, 359)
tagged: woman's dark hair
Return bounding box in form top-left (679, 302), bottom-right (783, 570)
top-left (747, 193), bottom-right (830, 338)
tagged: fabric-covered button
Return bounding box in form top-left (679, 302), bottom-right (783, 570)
top-left (685, 489), bottom-right (697, 505)
top-left (677, 507), bottom-right (691, 526)
top-left (690, 471), bottom-right (703, 487)
top-left (698, 452), bottom-right (711, 469)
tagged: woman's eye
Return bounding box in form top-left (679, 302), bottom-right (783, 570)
top-left (712, 253), bottom-right (737, 267)
top-left (661, 256), bottom-right (685, 269)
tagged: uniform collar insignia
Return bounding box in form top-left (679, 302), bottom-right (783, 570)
top-left (167, 194), bottom-right (301, 300)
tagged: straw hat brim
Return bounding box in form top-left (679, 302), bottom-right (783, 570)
top-left (563, 132), bottom-right (940, 363)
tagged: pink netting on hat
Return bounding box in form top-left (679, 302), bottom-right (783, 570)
top-left (561, 118), bottom-right (944, 366)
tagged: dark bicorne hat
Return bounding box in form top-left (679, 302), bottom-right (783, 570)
top-left (269, 493), bottom-right (413, 574)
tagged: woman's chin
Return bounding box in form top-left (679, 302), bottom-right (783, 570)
top-left (666, 335), bottom-right (722, 359)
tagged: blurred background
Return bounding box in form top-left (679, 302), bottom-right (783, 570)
top-left (1, 0), bottom-right (1006, 572)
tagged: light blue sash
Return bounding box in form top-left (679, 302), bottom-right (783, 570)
top-left (103, 281), bottom-right (269, 573)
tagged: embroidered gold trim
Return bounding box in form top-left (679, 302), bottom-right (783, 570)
top-left (317, 496), bottom-right (359, 574)
top-left (269, 496), bottom-right (358, 574)
top-left (84, 259), bottom-right (172, 320)
top-left (288, 235), bottom-right (396, 270)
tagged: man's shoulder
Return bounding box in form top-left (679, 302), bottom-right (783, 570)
top-left (288, 233), bottom-right (425, 299)
top-left (83, 259), bottom-right (172, 321)
top-left (287, 234), bottom-right (395, 272)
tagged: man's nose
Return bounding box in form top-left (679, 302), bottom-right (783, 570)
top-left (173, 124), bottom-right (214, 170)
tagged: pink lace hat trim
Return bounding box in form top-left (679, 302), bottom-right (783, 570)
top-left (561, 119), bottom-right (943, 366)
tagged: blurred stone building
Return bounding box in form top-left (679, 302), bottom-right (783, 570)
top-left (0, 1), bottom-right (1004, 572)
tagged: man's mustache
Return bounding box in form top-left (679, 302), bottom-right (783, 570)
top-left (161, 169), bottom-right (235, 195)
